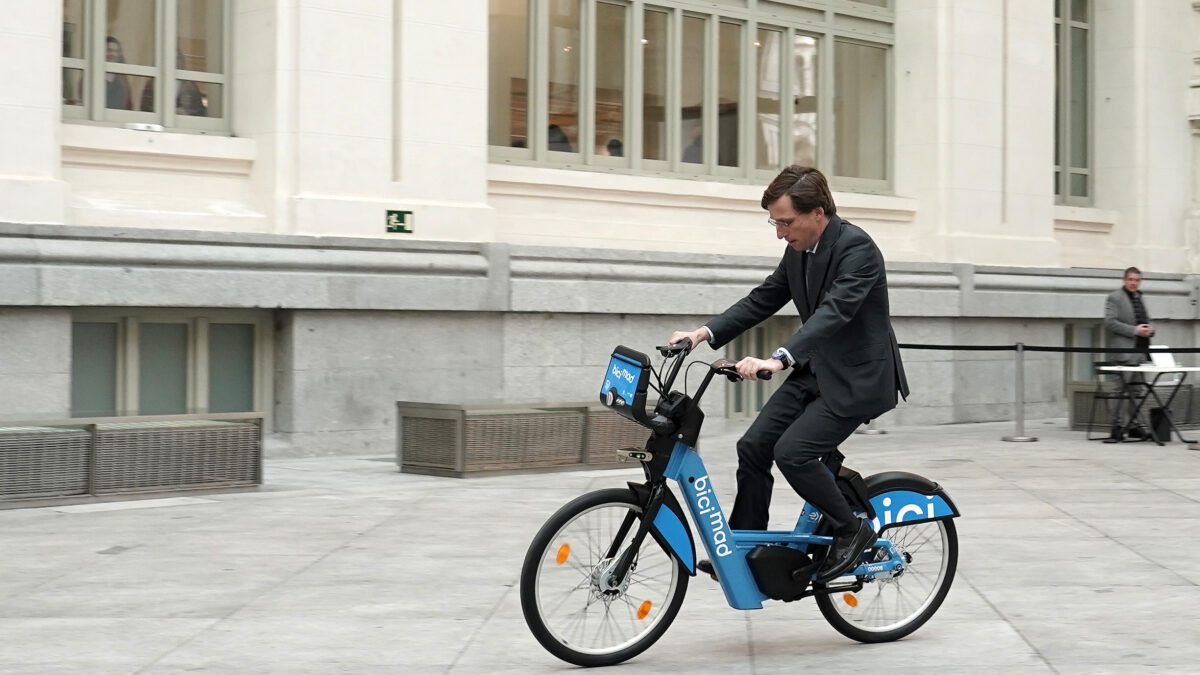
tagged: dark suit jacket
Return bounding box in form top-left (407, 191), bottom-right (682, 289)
top-left (707, 215), bottom-right (909, 419)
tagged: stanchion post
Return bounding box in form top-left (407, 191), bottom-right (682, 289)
top-left (1003, 342), bottom-right (1038, 442)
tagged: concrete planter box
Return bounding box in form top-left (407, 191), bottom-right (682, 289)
top-left (396, 402), bottom-right (648, 477)
top-left (0, 414), bottom-right (263, 506)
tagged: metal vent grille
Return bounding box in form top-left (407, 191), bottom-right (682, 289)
top-left (94, 421), bottom-right (260, 493)
top-left (401, 417), bottom-right (459, 469)
top-left (585, 408), bottom-right (648, 464)
top-left (464, 411), bottom-right (583, 470)
top-left (1071, 389), bottom-right (1105, 431)
top-left (0, 427), bottom-right (90, 500)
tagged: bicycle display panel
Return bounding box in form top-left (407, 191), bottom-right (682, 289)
top-left (600, 346), bottom-right (650, 416)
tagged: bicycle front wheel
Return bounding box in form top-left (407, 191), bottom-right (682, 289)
top-left (520, 488), bottom-right (688, 667)
top-left (816, 481), bottom-right (958, 643)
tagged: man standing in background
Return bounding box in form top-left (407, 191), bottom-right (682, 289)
top-left (1104, 267), bottom-right (1154, 365)
top-left (1102, 267), bottom-right (1154, 441)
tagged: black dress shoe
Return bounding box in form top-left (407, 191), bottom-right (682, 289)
top-left (696, 559), bottom-right (718, 581)
top-left (816, 517), bottom-right (876, 582)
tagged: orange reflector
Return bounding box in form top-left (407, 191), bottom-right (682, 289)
top-left (555, 544), bottom-right (570, 565)
top-left (842, 593), bottom-right (858, 607)
top-left (637, 600), bottom-right (652, 620)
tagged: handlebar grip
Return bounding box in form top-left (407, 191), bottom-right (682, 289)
top-left (757, 370), bottom-right (773, 380)
top-left (659, 337), bottom-right (693, 357)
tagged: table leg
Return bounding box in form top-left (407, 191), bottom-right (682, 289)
top-left (1154, 372), bottom-right (1198, 444)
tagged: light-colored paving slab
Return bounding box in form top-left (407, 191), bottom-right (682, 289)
top-left (2, 417), bottom-right (1200, 674)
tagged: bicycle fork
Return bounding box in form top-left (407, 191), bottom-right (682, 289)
top-left (599, 481), bottom-right (669, 590)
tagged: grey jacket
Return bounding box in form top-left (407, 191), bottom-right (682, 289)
top-left (1104, 288), bottom-right (1150, 364)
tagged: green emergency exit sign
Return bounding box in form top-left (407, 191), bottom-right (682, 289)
top-left (386, 210), bottom-right (413, 233)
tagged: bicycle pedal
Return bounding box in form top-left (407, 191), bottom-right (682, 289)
top-left (615, 447), bottom-right (653, 462)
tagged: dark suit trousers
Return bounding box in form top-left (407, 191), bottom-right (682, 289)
top-left (729, 368), bottom-right (864, 532)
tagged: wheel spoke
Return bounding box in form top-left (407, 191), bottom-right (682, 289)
top-left (524, 492), bottom-right (686, 664)
top-left (820, 516), bottom-right (955, 638)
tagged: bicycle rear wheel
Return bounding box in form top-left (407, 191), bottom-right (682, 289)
top-left (816, 479), bottom-right (958, 643)
top-left (520, 488), bottom-right (688, 667)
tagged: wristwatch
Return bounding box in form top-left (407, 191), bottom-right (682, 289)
top-left (770, 348), bottom-right (793, 369)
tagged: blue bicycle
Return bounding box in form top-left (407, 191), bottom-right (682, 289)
top-left (520, 340), bottom-right (961, 667)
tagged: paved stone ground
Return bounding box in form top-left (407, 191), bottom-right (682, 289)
top-left (3, 417), bottom-right (1200, 674)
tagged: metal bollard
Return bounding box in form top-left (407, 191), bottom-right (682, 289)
top-left (1002, 342), bottom-right (1038, 442)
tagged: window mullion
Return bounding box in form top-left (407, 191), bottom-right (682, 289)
top-left (1062, 14), bottom-right (1071, 201)
top-left (702, 14), bottom-right (717, 169)
top-left (89, 0), bottom-right (108, 121)
top-left (817, 29), bottom-right (834, 173)
top-left (221, 0), bottom-right (232, 123)
top-left (780, 27), bottom-right (795, 168)
top-left (629, 1), bottom-right (643, 170)
top-left (122, 317), bottom-right (139, 415)
top-left (667, 8), bottom-right (681, 170)
top-left (581, 0), bottom-right (597, 164)
top-left (161, 0), bottom-right (176, 129)
top-left (741, 18), bottom-right (756, 179)
top-left (884, 42), bottom-right (893, 188)
top-left (193, 317), bottom-right (208, 414)
top-left (533, 0), bottom-right (550, 161)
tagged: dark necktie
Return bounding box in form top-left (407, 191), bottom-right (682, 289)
top-left (801, 251), bottom-right (813, 313)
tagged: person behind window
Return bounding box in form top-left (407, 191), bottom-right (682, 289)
top-left (105, 36), bottom-right (132, 110)
top-left (606, 138), bottom-right (623, 158)
top-left (682, 124), bottom-right (702, 163)
top-left (140, 49), bottom-right (207, 116)
top-left (669, 165), bottom-right (908, 584)
top-left (1102, 266), bottom-right (1155, 441)
top-left (547, 124), bottom-right (574, 152)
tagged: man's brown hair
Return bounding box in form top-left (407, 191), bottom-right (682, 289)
top-left (1123, 267), bottom-right (1142, 278)
top-left (761, 165), bottom-right (837, 216)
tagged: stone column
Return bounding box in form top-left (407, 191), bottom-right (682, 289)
top-left (0, 1), bottom-right (68, 223)
top-left (1094, 0), bottom-right (1193, 272)
top-left (1186, 1), bottom-right (1200, 274)
top-left (275, 1), bottom-right (494, 241)
top-left (895, 0), bottom-right (1059, 267)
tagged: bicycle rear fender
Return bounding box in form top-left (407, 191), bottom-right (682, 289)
top-left (864, 471), bottom-right (960, 531)
top-left (628, 482), bottom-right (696, 575)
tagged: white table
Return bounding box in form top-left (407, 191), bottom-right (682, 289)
top-left (1097, 365), bottom-right (1200, 445)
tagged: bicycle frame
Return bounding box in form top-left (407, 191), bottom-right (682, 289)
top-left (648, 440), bottom-right (958, 610)
top-left (601, 342), bottom-right (957, 610)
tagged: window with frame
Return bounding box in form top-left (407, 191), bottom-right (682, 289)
top-left (1054, 0), bottom-right (1090, 204)
top-left (69, 311), bottom-right (271, 420)
top-left (1064, 320), bottom-right (1102, 387)
top-left (62, 0), bottom-right (230, 132)
top-left (488, 0), bottom-right (893, 190)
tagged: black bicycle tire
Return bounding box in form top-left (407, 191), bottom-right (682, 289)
top-left (815, 478), bottom-right (959, 643)
top-left (519, 487), bottom-right (690, 667)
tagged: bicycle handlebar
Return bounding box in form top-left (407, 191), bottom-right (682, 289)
top-left (711, 358), bottom-right (773, 382)
top-left (658, 338), bottom-right (692, 358)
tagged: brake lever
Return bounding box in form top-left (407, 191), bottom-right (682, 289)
top-left (712, 358), bottom-right (773, 381)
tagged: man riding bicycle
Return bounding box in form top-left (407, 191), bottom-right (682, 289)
top-left (670, 165), bottom-right (908, 583)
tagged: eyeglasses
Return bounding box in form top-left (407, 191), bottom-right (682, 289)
top-left (767, 217), bottom-right (796, 229)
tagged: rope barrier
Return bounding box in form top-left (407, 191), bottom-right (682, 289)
top-left (881, 342), bottom-right (1200, 443)
top-left (898, 344), bottom-right (1200, 354)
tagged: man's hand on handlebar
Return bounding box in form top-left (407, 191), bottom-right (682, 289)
top-left (736, 356), bottom-right (783, 381)
top-left (669, 327), bottom-right (710, 349)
